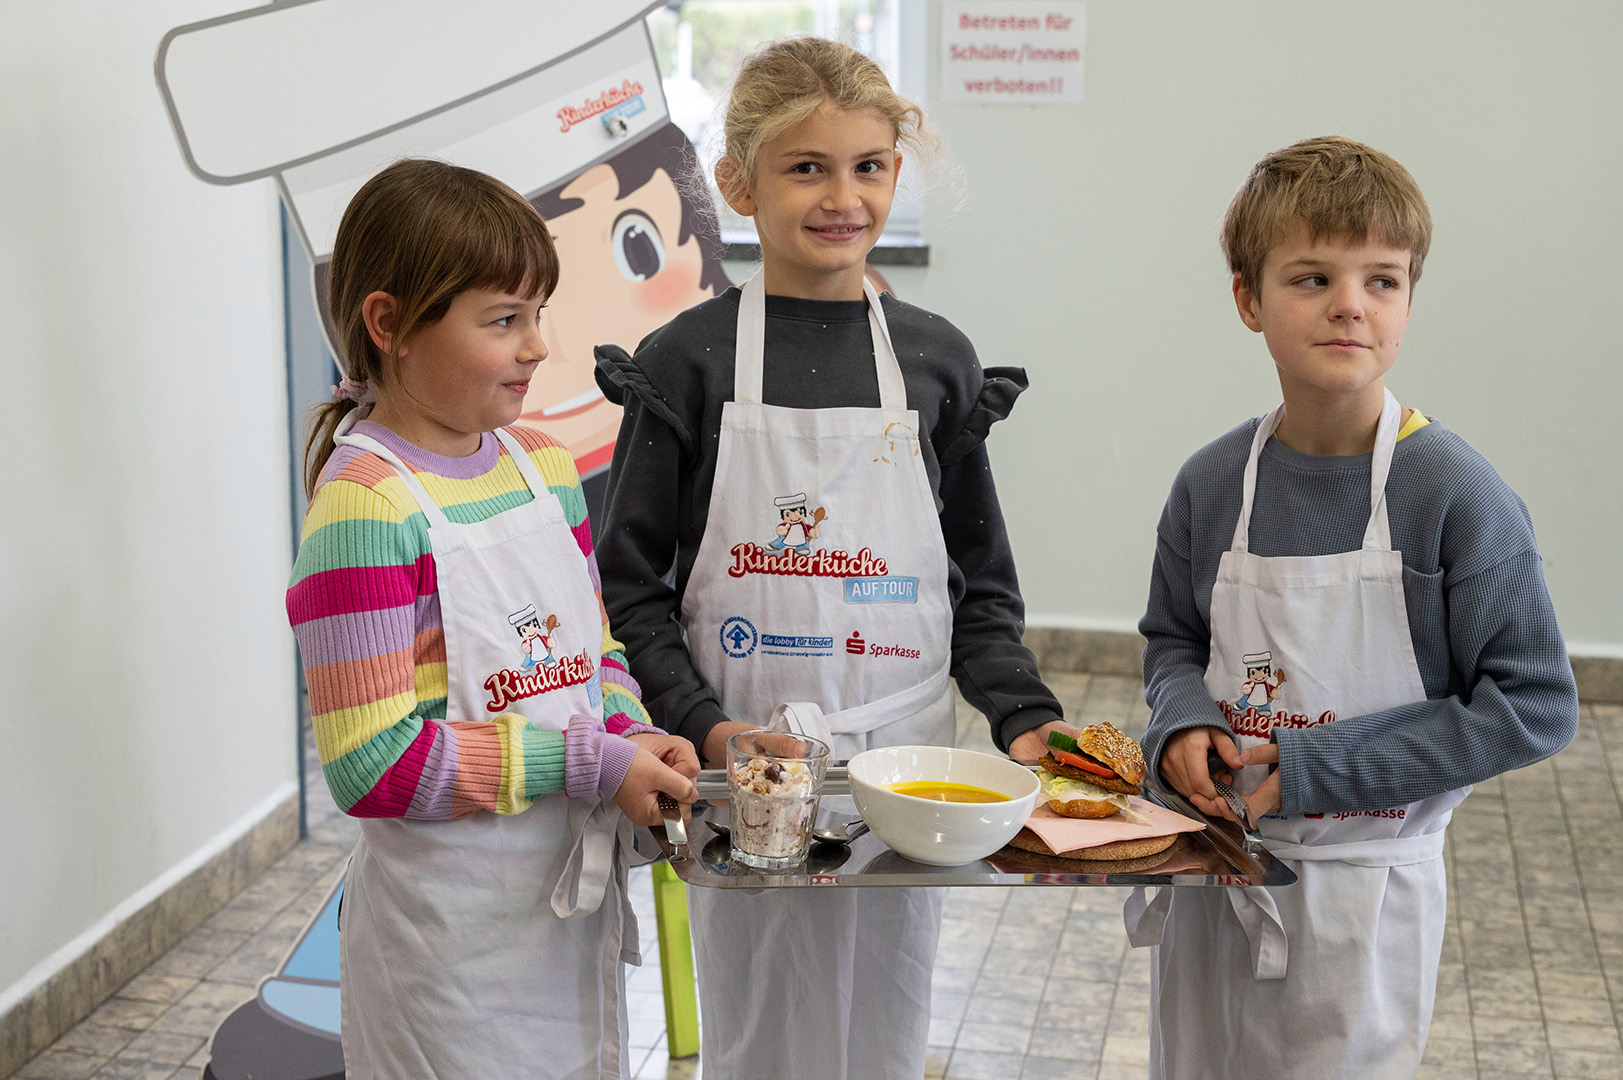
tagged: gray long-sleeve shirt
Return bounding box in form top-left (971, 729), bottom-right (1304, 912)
top-left (593, 287), bottom-right (1063, 754)
top-left (1140, 415), bottom-right (1578, 814)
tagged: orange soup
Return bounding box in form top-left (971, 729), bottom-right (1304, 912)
top-left (887, 781), bottom-right (1012, 803)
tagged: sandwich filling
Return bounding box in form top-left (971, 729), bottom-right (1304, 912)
top-left (1038, 770), bottom-right (1150, 824)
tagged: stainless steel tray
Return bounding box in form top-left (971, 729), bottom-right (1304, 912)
top-left (658, 768), bottom-right (1297, 889)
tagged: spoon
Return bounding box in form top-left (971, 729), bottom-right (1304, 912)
top-left (812, 819), bottom-right (870, 845)
top-left (699, 809), bottom-right (870, 846)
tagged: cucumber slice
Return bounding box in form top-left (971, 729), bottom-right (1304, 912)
top-left (1045, 730), bottom-right (1080, 754)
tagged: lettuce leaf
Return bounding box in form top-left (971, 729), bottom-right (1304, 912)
top-left (1037, 770), bottom-right (1150, 824)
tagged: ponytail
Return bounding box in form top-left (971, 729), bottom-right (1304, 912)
top-left (302, 398), bottom-right (360, 500)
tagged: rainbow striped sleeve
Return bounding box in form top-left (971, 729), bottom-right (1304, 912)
top-left (506, 427), bottom-right (655, 736)
top-left (288, 435), bottom-right (584, 820)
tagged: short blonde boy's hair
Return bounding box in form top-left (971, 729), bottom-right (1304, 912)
top-left (1221, 136), bottom-right (1433, 295)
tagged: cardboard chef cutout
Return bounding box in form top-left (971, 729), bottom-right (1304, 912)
top-left (158, 0), bottom-right (728, 521)
top-left (156, 4), bottom-right (728, 1076)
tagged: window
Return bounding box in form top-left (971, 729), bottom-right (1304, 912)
top-left (646, 0), bottom-right (927, 259)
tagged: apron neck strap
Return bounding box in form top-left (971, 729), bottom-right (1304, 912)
top-left (333, 423), bottom-right (546, 530)
top-left (1231, 388), bottom-right (1403, 554)
top-left (733, 272), bottom-right (907, 410)
top-left (490, 427), bottom-right (550, 497)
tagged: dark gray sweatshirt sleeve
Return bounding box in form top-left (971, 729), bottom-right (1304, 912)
top-left (1271, 527), bottom-right (1577, 814)
top-left (939, 442), bottom-right (1063, 751)
top-left (1139, 498), bottom-right (1230, 781)
top-left (594, 381), bottom-right (732, 752)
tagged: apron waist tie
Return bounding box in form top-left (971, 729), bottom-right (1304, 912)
top-left (768, 660), bottom-right (953, 745)
top-left (550, 799), bottom-right (631, 915)
top-left (1125, 828), bottom-right (1446, 981)
top-left (1263, 828), bottom-right (1446, 867)
top-left (550, 799), bottom-right (645, 1079)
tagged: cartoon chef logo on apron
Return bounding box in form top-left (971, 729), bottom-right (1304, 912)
top-left (485, 606), bottom-right (597, 713)
top-left (1217, 648), bottom-right (1337, 739)
top-left (769, 491), bottom-right (823, 550)
top-left (726, 490), bottom-right (898, 582)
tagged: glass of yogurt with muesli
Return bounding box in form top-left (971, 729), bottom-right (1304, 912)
top-left (725, 731), bottom-right (831, 869)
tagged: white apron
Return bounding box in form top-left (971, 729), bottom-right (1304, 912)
top-left (1125, 391), bottom-right (1468, 1080)
top-left (333, 422), bottom-right (640, 1080)
top-left (681, 275), bottom-right (957, 1080)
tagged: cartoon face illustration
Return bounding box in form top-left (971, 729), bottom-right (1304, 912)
top-left (510, 607), bottom-right (562, 669)
top-left (1236, 651), bottom-right (1287, 712)
top-left (519, 123), bottom-right (730, 483)
top-left (770, 493), bottom-right (825, 550)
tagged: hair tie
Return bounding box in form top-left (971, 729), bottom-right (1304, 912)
top-left (331, 377), bottom-right (377, 404)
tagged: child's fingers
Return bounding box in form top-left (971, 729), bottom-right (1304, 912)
top-left (1210, 734), bottom-right (1245, 771)
top-left (662, 743), bottom-right (701, 780)
top-left (1239, 743), bottom-right (1279, 767)
top-left (1245, 772), bottom-right (1282, 821)
top-left (1170, 733), bottom-right (1218, 801)
top-left (629, 733), bottom-right (702, 780)
top-left (611, 751), bottom-right (695, 824)
top-left (1009, 720), bottom-right (1082, 763)
top-left (1187, 789), bottom-right (1237, 823)
top-left (653, 762), bottom-right (697, 802)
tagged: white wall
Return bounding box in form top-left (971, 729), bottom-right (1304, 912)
top-left (885, 1), bottom-right (1623, 652)
top-left (0, 0), bottom-right (295, 995)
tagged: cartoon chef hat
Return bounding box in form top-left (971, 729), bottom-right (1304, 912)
top-left (1242, 651), bottom-right (1273, 667)
top-left (157, 0), bottom-right (670, 275)
top-left (774, 493), bottom-right (808, 510)
top-left (509, 604), bottom-right (539, 628)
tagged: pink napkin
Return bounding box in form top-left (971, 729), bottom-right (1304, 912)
top-left (1022, 797), bottom-right (1206, 854)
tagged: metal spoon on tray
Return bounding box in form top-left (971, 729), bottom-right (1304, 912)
top-left (812, 818), bottom-right (870, 845)
top-left (699, 807), bottom-right (869, 846)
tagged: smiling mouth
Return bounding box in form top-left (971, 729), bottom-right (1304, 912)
top-left (806, 224), bottom-right (868, 241)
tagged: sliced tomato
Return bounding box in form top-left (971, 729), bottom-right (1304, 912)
top-left (1051, 748), bottom-right (1118, 779)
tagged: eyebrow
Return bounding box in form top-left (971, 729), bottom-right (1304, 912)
top-left (778, 147), bottom-right (894, 160)
top-left (477, 296), bottom-right (533, 315)
top-left (1278, 258), bottom-right (1408, 273)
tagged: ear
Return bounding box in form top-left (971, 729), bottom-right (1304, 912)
top-left (362, 291), bottom-right (402, 356)
top-left (891, 150), bottom-right (904, 194)
top-left (1232, 273), bottom-right (1264, 333)
top-left (714, 157), bottom-right (757, 217)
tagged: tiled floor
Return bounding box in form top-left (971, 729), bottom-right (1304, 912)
top-left (12, 675), bottom-right (1623, 1080)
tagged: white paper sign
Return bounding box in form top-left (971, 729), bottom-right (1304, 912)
top-left (939, 0), bottom-right (1085, 105)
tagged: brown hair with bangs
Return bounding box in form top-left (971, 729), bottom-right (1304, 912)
top-left (303, 157), bottom-right (560, 498)
top-left (1221, 136), bottom-right (1432, 297)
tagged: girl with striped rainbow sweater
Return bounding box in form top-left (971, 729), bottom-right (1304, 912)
top-left (286, 158), bottom-right (697, 1080)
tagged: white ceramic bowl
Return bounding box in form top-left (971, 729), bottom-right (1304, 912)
top-left (847, 746), bottom-right (1040, 866)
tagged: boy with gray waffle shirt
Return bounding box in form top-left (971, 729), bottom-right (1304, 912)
top-left (1133, 136), bottom-right (1578, 1079)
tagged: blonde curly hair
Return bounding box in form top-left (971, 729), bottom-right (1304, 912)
top-left (717, 36), bottom-right (934, 190)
